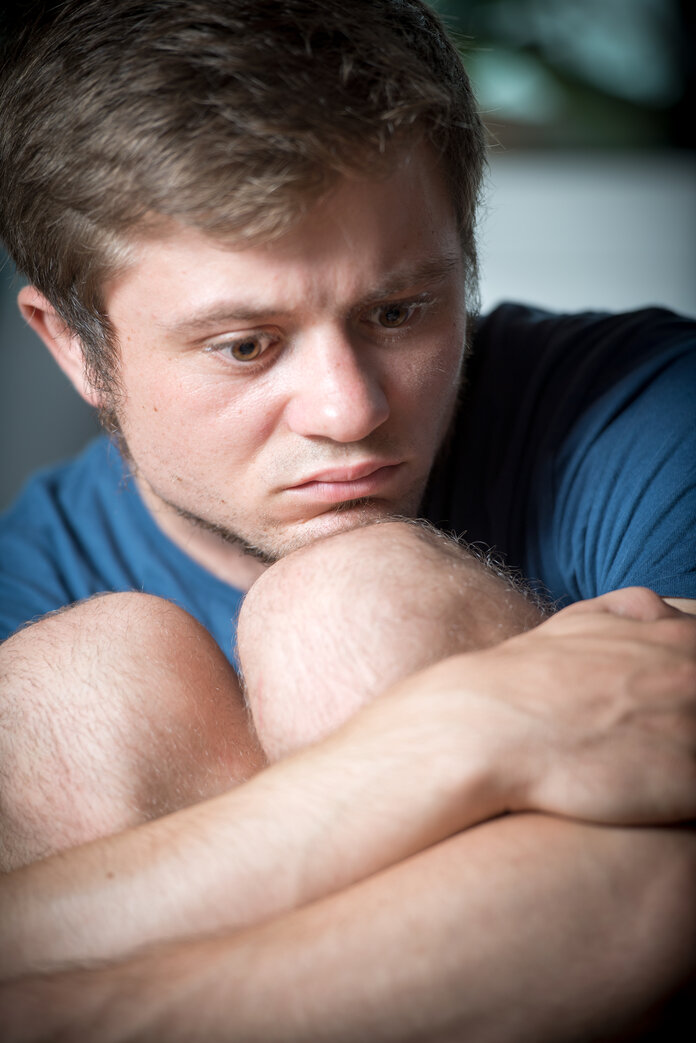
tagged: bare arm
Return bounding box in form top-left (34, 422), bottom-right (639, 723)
top-left (0, 684), bottom-right (502, 977)
top-left (2, 814), bottom-right (695, 1043)
top-left (2, 588), bottom-right (695, 982)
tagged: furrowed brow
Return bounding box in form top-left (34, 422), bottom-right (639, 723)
top-left (361, 255), bottom-right (461, 304)
top-left (161, 254), bottom-right (461, 337)
top-left (161, 303), bottom-right (277, 337)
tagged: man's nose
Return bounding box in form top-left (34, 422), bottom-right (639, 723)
top-left (283, 330), bottom-right (390, 443)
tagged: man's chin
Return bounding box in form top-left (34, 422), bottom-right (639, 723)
top-left (176, 497), bottom-right (408, 564)
top-left (276, 500), bottom-right (403, 554)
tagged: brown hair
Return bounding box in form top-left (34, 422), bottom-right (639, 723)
top-left (0, 0), bottom-right (485, 397)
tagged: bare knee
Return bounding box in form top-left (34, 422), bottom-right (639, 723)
top-left (239, 520), bottom-right (545, 762)
top-left (0, 593), bottom-right (263, 870)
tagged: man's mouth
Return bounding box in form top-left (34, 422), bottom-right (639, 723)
top-left (285, 462), bottom-right (404, 504)
top-left (290, 460), bottom-right (402, 486)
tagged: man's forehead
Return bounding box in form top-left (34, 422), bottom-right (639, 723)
top-left (157, 253), bottom-right (462, 336)
top-left (107, 148), bottom-right (463, 331)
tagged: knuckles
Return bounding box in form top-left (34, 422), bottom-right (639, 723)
top-left (610, 585), bottom-right (667, 618)
top-left (653, 615), bottom-right (696, 655)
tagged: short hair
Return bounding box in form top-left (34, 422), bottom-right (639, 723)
top-left (0, 0), bottom-right (485, 395)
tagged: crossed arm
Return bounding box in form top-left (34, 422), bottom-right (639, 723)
top-left (3, 816), bottom-right (695, 1043)
top-left (1, 581), bottom-right (695, 1040)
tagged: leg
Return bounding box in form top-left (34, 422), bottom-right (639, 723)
top-left (0, 593), bottom-right (264, 871)
top-left (238, 519), bottom-right (546, 761)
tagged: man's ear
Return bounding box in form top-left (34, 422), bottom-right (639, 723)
top-left (17, 285), bottom-right (103, 408)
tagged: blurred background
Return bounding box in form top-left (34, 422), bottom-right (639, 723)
top-left (1, 0), bottom-right (694, 509)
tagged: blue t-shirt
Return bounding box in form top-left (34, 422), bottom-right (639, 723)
top-left (2, 303), bottom-right (694, 655)
top-left (421, 303), bottom-right (695, 604)
top-left (0, 438), bottom-right (246, 659)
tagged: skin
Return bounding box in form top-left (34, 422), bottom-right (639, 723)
top-left (20, 145), bottom-right (467, 580)
top-left (1, 583), bottom-right (695, 970)
top-left (1, 588), bottom-right (695, 1041)
top-left (6, 143), bottom-right (695, 1038)
top-left (17, 142), bottom-right (695, 613)
top-left (238, 521), bottom-right (546, 762)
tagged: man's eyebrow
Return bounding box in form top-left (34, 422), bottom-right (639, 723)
top-left (162, 253), bottom-right (461, 337)
top-left (161, 302), bottom-right (282, 336)
top-left (359, 254), bottom-right (461, 304)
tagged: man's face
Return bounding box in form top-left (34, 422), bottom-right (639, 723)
top-left (105, 146), bottom-right (468, 565)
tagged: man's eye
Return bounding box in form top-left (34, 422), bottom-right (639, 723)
top-left (230, 337), bottom-right (263, 361)
top-left (377, 303), bottom-right (413, 328)
top-left (366, 298), bottom-right (429, 332)
top-left (207, 332), bottom-right (275, 363)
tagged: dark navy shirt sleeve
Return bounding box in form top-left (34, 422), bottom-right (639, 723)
top-left (545, 343), bottom-right (695, 601)
top-left (425, 304), bottom-right (696, 604)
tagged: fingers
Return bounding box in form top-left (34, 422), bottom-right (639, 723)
top-left (558, 587), bottom-right (682, 623)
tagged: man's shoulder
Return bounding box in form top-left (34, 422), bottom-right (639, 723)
top-left (0, 436), bottom-right (248, 657)
top-left (0, 437), bottom-right (133, 640)
top-left (428, 302), bottom-right (696, 603)
top-left (1, 437), bottom-right (126, 538)
top-left (472, 301), bottom-right (695, 370)
top-left (466, 301), bottom-right (695, 462)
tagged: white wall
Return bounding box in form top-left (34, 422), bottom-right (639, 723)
top-left (479, 152), bottom-right (696, 316)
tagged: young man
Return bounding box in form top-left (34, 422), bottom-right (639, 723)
top-left (0, 0), bottom-right (694, 1038)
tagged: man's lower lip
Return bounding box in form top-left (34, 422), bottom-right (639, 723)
top-left (286, 465), bottom-right (402, 503)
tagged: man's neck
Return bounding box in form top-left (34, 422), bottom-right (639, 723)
top-left (135, 477), bottom-right (269, 591)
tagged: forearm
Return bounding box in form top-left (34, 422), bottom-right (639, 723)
top-left (4, 586), bottom-right (696, 992)
top-left (0, 681), bottom-right (501, 978)
top-left (3, 815), bottom-right (694, 1043)
top-left (4, 590), bottom-right (696, 979)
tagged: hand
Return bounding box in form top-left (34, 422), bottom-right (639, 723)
top-left (390, 587), bottom-right (696, 827)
